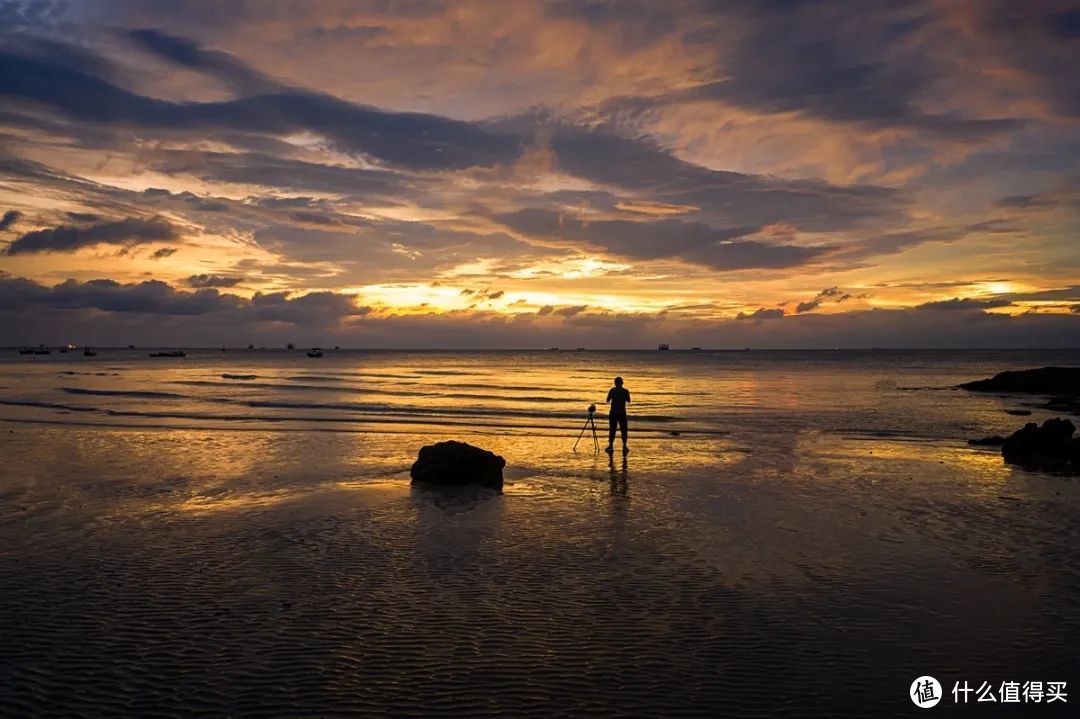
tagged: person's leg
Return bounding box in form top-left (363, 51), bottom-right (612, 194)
top-left (619, 414), bottom-right (628, 451)
top-left (607, 413), bottom-right (616, 451)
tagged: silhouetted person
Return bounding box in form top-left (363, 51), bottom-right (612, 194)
top-left (605, 376), bottom-right (630, 454)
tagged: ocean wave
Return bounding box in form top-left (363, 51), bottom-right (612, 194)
top-left (0, 398), bottom-right (685, 434)
top-left (61, 387), bottom-right (188, 399)
top-left (1, 397), bottom-right (677, 425)
top-left (222, 373), bottom-right (258, 380)
top-left (245, 399), bottom-right (676, 422)
top-left (285, 373), bottom-right (416, 382)
top-left (173, 380), bottom-right (574, 404)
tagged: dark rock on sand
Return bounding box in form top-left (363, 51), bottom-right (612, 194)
top-left (1004, 409), bottom-right (1032, 416)
top-left (968, 436), bottom-right (1006, 446)
top-left (410, 440), bottom-right (506, 490)
top-left (959, 366), bottom-right (1080, 394)
top-left (1001, 418), bottom-right (1080, 472)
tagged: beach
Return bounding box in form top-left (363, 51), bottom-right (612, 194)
top-left (2, 349), bottom-right (1078, 716)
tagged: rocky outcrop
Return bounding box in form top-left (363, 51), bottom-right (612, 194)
top-left (409, 440), bottom-right (506, 490)
top-left (958, 366), bottom-right (1080, 394)
top-left (968, 436), bottom-right (1006, 446)
top-left (1000, 418), bottom-right (1080, 472)
top-left (960, 367), bottom-right (1080, 418)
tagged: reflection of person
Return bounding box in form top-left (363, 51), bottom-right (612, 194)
top-left (608, 453), bottom-right (628, 495)
top-left (605, 376), bottom-right (631, 454)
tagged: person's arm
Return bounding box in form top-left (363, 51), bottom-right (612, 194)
top-left (606, 388), bottom-right (613, 404)
top-left (625, 390), bottom-right (631, 404)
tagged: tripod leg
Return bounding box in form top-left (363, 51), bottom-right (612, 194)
top-left (590, 416), bottom-right (600, 452)
top-left (573, 417), bottom-right (592, 451)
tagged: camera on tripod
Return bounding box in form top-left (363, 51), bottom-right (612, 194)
top-left (575, 403), bottom-right (600, 452)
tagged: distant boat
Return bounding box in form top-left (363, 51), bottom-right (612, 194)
top-left (247, 344), bottom-right (255, 350)
top-left (307, 348), bottom-right (324, 358)
top-left (33, 344), bottom-right (50, 355)
top-left (334, 345), bottom-right (341, 350)
top-left (59, 347), bottom-right (68, 353)
top-left (658, 343), bottom-right (670, 351)
top-left (83, 348), bottom-right (97, 357)
top-left (149, 350), bottom-right (186, 358)
top-left (128, 344), bottom-right (135, 349)
top-left (287, 343), bottom-right (296, 350)
top-left (690, 347), bottom-right (702, 351)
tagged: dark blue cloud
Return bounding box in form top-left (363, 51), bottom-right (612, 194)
top-left (0, 275), bottom-right (364, 322)
top-left (1047, 7), bottom-right (1080, 40)
top-left (153, 151), bottom-right (407, 195)
top-left (6, 216), bottom-right (179, 255)
top-left (127, 28), bottom-right (275, 93)
top-left (0, 209), bottom-right (19, 231)
top-left (495, 208), bottom-right (825, 270)
top-left (547, 127), bottom-right (904, 230)
top-left (974, 1), bottom-right (1080, 117)
top-left (0, 49), bottom-right (521, 170)
top-left (795, 286), bottom-right (851, 313)
top-left (736, 307), bottom-right (785, 320)
top-left (186, 274), bottom-right (244, 289)
top-left (30, 278), bottom-right (236, 315)
top-left (682, 1), bottom-right (1026, 138)
top-left (916, 297), bottom-right (1013, 311)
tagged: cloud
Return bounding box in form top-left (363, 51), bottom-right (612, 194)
top-left (916, 297), bottom-right (1013, 311)
top-left (993, 194), bottom-right (1059, 210)
top-left (736, 307), bottom-right (784, 320)
top-left (684, 1), bottom-right (1025, 140)
top-left (0, 47), bottom-right (522, 171)
top-left (0, 277), bottom-right (236, 315)
top-left (495, 208), bottom-right (825, 270)
top-left (0, 275), bottom-right (365, 324)
top-left (795, 286), bottom-right (853, 313)
top-left (127, 28), bottom-right (277, 94)
top-left (1005, 286), bottom-right (1080, 303)
top-left (0, 6), bottom-right (1076, 350)
top-left (154, 151), bottom-right (407, 196)
top-left (967, 1), bottom-right (1080, 117)
top-left (248, 289), bottom-right (362, 324)
top-left (547, 127), bottom-right (906, 231)
top-left (5, 216), bottom-right (179, 255)
top-left (186, 274), bottom-right (244, 289)
top-left (2, 274), bottom-right (1078, 349)
top-left (554, 305), bottom-right (587, 317)
top-left (0, 209), bottom-right (19, 231)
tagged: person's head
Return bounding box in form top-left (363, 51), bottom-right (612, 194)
top-left (614, 376), bottom-right (623, 387)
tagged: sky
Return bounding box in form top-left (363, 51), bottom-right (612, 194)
top-left (0, 0), bottom-right (1078, 348)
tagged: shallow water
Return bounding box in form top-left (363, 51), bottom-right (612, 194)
top-left (1, 349), bottom-right (1078, 716)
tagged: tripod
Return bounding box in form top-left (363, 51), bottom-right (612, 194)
top-left (574, 407), bottom-right (600, 453)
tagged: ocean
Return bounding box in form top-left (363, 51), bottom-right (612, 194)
top-left (2, 347), bottom-right (1075, 441)
top-left (1, 348), bottom-right (1078, 716)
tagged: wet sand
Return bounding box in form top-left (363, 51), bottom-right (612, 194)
top-left (2, 424), bottom-right (1078, 717)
